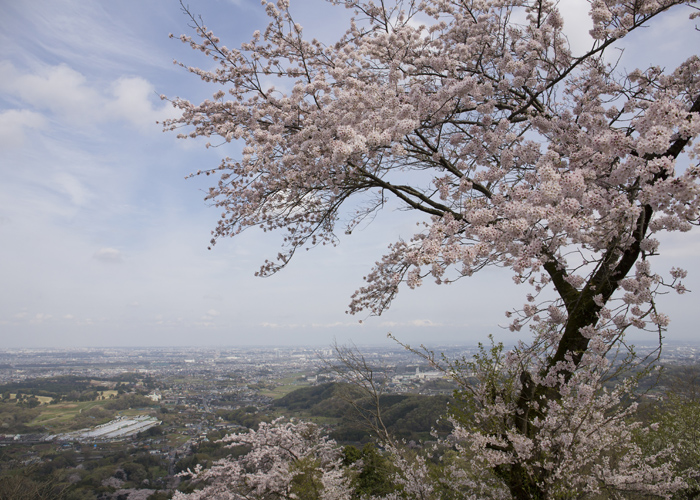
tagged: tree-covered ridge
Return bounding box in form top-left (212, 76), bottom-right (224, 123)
top-left (273, 382), bottom-right (452, 442)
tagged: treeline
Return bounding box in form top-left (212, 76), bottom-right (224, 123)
top-left (0, 373), bottom-right (160, 405)
top-left (0, 376), bottom-right (121, 403)
top-left (103, 394), bottom-right (156, 411)
top-left (0, 376), bottom-right (110, 396)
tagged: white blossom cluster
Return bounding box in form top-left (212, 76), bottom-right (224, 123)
top-left (173, 418), bottom-right (351, 500)
top-left (445, 343), bottom-right (685, 499)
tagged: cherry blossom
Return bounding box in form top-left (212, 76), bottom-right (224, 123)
top-left (443, 340), bottom-right (684, 499)
top-left (165, 0), bottom-right (700, 497)
top-left (173, 419), bottom-right (351, 500)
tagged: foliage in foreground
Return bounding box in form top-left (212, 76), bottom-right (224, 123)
top-left (174, 367), bottom-right (696, 500)
top-left (173, 347), bottom-right (700, 500)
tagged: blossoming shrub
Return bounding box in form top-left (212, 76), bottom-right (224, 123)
top-left (173, 419), bottom-right (352, 500)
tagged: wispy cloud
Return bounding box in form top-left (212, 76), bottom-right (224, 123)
top-left (0, 1), bottom-right (174, 74)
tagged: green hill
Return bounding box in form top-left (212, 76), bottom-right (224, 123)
top-left (272, 382), bottom-right (453, 443)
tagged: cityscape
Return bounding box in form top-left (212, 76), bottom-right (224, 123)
top-left (1, 342), bottom-right (699, 499)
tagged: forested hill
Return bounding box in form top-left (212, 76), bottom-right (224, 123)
top-left (272, 382), bottom-right (453, 443)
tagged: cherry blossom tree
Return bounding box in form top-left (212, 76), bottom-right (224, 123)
top-left (173, 419), bottom-right (352, 500)
top-left (418, 338), bottom-right (686, 499)
top-left (165, 0), bottom-right (700, 497)
top-left (637, 365), bottom-right (700, 498)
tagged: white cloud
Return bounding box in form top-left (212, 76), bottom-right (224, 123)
top-left (261, 322), bottom-right (290, 329)
top-left (380, 319), bottom-right (443, 328)
top-left (107, 76), bottom-right (180, 130)
top-left (311, 321), bottom-right (361, 328)
top-left (0, 109), bottom-right (47, 148)
top-left (0, 61), bottom-right (103, 122)
top-left (558, 0), bottom-right (594, 55)
top-left (30, 313), bottom-right (52, 324)
top-left (93, 247), bottom-right (124, 264)
top-left (0, 61), bottom-right (177, 130)
top-left (657, 232), bottom-right (700, 259)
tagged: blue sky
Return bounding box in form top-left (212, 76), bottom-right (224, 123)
top-left (0, 0), bottom-right (698, 348)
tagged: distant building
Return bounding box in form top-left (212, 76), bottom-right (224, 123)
top-left (147, 392), bottom-right (162, 402)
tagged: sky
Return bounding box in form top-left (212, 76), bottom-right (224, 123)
top-left (0, 0), bottom-right (698, 349)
